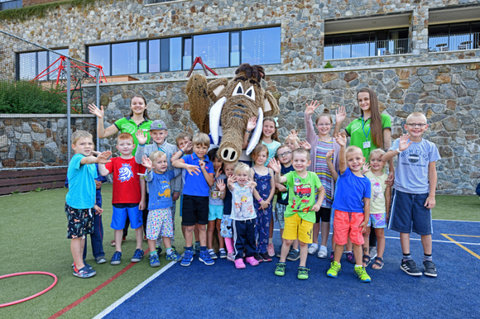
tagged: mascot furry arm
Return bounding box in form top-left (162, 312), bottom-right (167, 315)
top-left (186, 64), bottom-right (279, 163)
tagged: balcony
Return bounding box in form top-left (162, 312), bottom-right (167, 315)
top-left (324, 38), bottom-right (410, 60)
top-left (429, 32), bottom-right (480, 52)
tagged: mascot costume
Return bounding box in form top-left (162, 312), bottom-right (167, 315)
top-left (186, 64), bottom-right (279, 163)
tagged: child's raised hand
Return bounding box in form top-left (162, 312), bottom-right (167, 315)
top-left (183, 141), bottom-right (193, 153)
top-left (325, 150), bottom-right (334, 160)
top-left (334, 132), bottom-right (347, 147)
top-left (185, 164), bottom-right (201, 176)
top-left (217, 178), bottom-right (226, 192)
top-left (335, 105), bottom-right (346, 124)
top-left (268, 158), bottom-right (281, 173)
top-left (248, 180), bottom-right (257, 190)
top-left (136, 130), bottom-right (148, 145)
top-left (299, 140), bottom-right (311, 150)
top-left (398, 134), bottom-right (412, 152)
top-left (305, 100), bottom-right (321, 115)
top-left (88, 103), bottom-right (104, 119)
top-left (97, 150), bottom-right (112, 164)
top-left (142, 155), bottom-right (152, 169)
top-left (215, 166), bottom-right (222, 178)
top-left (361, 162), bottom-right (370, 175)
top-left (246, 116), bottom-right (257, 132)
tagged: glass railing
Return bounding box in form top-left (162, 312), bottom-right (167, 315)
top-left (0, 0), bottom-right (22, 10)
top-left (324, 38), bottom-right (410, 60)
top-left (429, 32), bottom-right (480, 52)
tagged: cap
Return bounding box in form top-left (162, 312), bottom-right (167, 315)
top-left (150, 120), bottom-right (167, 131)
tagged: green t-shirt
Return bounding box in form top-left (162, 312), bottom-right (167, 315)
top-left (345, 113), bottom-right (391, 161)
top-left (114, 117), bottom-right (152, 155)
top-left (284, 171), bottom-right (322, 223)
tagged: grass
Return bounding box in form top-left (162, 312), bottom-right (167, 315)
top-left (0, 185), bottom-right (478, 318)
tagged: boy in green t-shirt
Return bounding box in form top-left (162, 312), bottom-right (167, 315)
top-left (269, 148), bottom-right (325, 279)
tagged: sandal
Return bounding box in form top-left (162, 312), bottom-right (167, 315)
top-left (371, 256), bottom-right (384, 270)
top-left (362, 254), bottom-right (371, 267)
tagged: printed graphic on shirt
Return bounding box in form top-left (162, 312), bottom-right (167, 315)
top-left (157, 181), bottom-right (171, 198)
top-left (118, 163), bottom-right (133, 182)
top-left (371, 181), bottom-right (384, 202)
top-left (400, 148), bottom-right (429, 167)
top-left (291, 178), bottom-right (313, 212)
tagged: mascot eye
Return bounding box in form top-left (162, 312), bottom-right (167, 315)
top-left (245, 86), bottom-right (256, 101)
top-left (232, 82), bottom-right (244, 96)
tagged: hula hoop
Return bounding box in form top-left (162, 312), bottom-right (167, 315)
top-left (0, 271), bottom-right (58, 308)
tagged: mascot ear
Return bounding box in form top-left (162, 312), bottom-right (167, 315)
top-left (263, 91), bottom-right (280, 117)
top-left (207, 78), bottom-right (229, 102)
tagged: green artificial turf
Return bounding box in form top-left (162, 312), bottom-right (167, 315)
top-left (0, 186), bottom-right (478, 318)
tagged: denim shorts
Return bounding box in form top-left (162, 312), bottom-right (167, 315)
top-left (388, 190), bottom-right (432, 235)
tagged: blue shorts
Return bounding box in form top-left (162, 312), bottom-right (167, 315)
top-left (111, 204), bottom-right (142, 230)
top-left (209, 204), bottom-right (224, 221)
top-left (388, 190), bottom-right (432, 235)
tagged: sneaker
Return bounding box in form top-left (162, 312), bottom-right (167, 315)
top-left (73, 266), bottom-right (96, 278)
top-left (131, 249), bottom-right (144, 263)
top-left (274, 262), bottom-right (286, 276)
top-left (267, 243), bottom-right (275, 257)
top-left (180, 249), bottom-right (194, 267)
top-left (219, 249), bottom-right (227, 259)
top-left (227, 252), bottom-right (235, 262)
top-left (261, 252), bottom-right (272, 262)
top-left (199, 250), bottom-right (215, 266)
top-left (235, 258), bottom-right (246, 269)
top-left (208, 249), bottom-right (218, 260)
top-left (72, 262), bottom-right (93, 270)
top-left (166, 250), bottom-right (182, 261)
top-left (110, 251), bottom-right (122, 265)
top-left (329, 251), bottom-right (334, 261)
top-left (354, 266), bottom-right (371, 283)
top-left (346, 251), bottom-right (355, 264)
top-left (423, 260), bottom-right (438, 278)
top-left (400, 259), bottom-right (422, 276)
top-left (287, 249), bottom-right (300, 261)
top-left (156, 246), bottom-right (163, 256)
top-left (327, 261), bottom-right (341, 278)
top-left (245, 256), bottom-right (260, 266)
top-left (95, 256), bottom-right (107, 264)
top-left (149, 253), bottom-right (161, 267)
top-left (254, 253), bottom-right (264, 263)
top-left (317, 246), bottom-right (328, 259)
top-left (308, 243), bottom-right (319, 255)
top-left (297, 267), bottom-right (310, 280)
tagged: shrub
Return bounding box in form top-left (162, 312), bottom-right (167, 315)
top-left (0, 80), bottom-right (66, 114)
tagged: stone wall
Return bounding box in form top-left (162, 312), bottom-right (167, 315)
top-left (0, 114), bottom-right (96, 168)
top-left (83, 61), bottom-right (480, 195)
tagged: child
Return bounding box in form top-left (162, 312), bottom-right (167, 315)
top-left (65, 130), bottom-right (111, 278)
top-left (326, 133), bottom-right (372, 283)
top-left (135, 120), bottom-right (182, 254)
top-left (270, 148), bottom-right (324, 280)
top-left (99, 133), bottom-right (146, 265)
top-left (220, 162), bottom-right (236, 261)
top-left (261, 117), bottom-right (281, 166)
top-left (304, 101), bottom-right (340, 259)
top-left (207, 148), bottom-right (227, 259)
top-left (383, 112), bottom-right (440, 277)
top-left (228, 163), bottom-right (259, 269)
top-left (172, 132), bottom-right (215, 266)
top-left (142, 151), bottom-right (182, 267)
top-left (250, 144), bottom-right (275, 262)
top-left (363, 149), bottom-right (391, 270)
top-left (273, 144), bottom-right (294, 257)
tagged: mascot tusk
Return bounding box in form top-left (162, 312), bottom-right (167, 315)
top-left (209, 96), bottom-right (226, 145)
top-left (246, 108), bottom-right (264, 155)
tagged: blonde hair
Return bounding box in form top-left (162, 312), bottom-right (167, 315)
top-left (293, 147), bottom-right (310, 161)
top-left (234, 162), bottom-right (250, 175)
top-left (176, 132), bottom-right (192, 145)
top-left (369, 148), bottom-right (385, 161)
top-left (406, 112), bottom-right (427, 123)
top-left (192, 132), bottom-right (210, 146)
top-left (149, 150), bottom-right (167, 162)
top-left (345, 145), bottom-right (364, 157)
top-left (72, 130), bottom-right (93, 144)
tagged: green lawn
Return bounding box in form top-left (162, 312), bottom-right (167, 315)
top-left (0, 185), bottom-right (478, 318)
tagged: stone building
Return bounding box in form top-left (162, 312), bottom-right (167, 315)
top-left (0, 0), bottom-right (479, 194)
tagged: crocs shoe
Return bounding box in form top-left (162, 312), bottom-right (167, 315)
top-left (354, 265), bottom-right (371, 283)
top-left (235, 258), bottom-right (246, 269)
top-left (131, 249), bottom-right (144, 263)
top-left (149, 253), bottom-right (161, 267)
top-left (110, 251), bottom-right (122, 265)
top-left (245, 256), bottom-right (259, 266)
top-left (274, 262), bottom-right (286, 277)
top-left (327, 261), bottom-right (341, 278)
top-left (73, 266), bottom-right (96, 278)
top-left (180, 249), bottom-right (194, 267)
top-left (297, 267), bottom-right (310, 280)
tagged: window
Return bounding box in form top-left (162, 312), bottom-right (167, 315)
top-left (429, 22), bottom-right (480, 52)
top-left (86, 27), bottom-right (281, 75)
top-left (0, 0), bottom-right (22, 11)
top-left (324, 29), bottom-right (409, 59)
top-left (16, 48), bottom-right (68, 80)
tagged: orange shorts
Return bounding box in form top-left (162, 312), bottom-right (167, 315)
top-left (333, 210), bottom-right (365, 246)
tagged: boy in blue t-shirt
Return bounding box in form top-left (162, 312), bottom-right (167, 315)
top-left (65, 130), bottom-right (111, 278)
top-left (383, 112), bottom-right (440, 278)
top-left (172, 133), bottom-right (215, 266)
top-left (327, 133), bottom-right (372, 283)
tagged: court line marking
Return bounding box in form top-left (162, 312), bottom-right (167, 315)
top-left (441, 234), bottom-right (480, 260)
top-left (93, 261), bottom-right (176, 319)
top-left (442, 234), bottom-right (480, 238)
top-left (432, 219), bottom-right (480, 223)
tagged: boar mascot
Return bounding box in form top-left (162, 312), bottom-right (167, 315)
top-left (186, 63), bottom-right (279, 163)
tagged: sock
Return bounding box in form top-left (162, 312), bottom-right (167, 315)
top-left (200, 246), bottom-right (207, 251)
top-left (268, 238), bottom-right (273, 244)
top-left (166, 248), bottom-right (173, 255)
top-left (225, 238), bottom-right (234, 253)
top-left (219, 248), bottom-right (226, 253)
top-left (424, 254), bottom-right (432, 262)
top-left (149, 251), bottom-right (158, 256)
top-left (403, 253), bottom-right (413, 261)
top-left (344, 250), bottom-right (352, 254)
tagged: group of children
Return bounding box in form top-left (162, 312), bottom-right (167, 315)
top-left (66, 90), bottom-right (440, 282)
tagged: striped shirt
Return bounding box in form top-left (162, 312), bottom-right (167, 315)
top-left (315, 140), bottom-right (334, 208)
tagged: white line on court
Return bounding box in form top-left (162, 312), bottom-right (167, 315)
top-left (93, 261), bottom-right (177, 319)
top-left (432, 219), bottom-right (480, 223)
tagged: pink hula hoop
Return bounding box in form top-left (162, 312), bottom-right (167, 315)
top-left (0, 271), bottom-right (58, 308)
